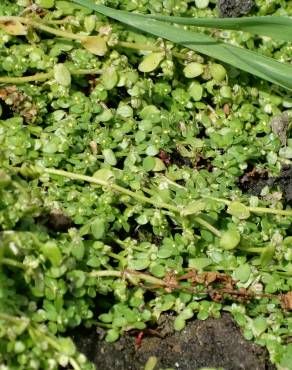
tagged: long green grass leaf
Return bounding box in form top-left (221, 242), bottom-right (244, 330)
top-left (72, 0), bottom-right (292, 91)
top-left (142, 15), bottom-right (292, 42)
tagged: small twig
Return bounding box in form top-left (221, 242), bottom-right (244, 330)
top-left (89, 269), bottom-right (168, 287)
top-left (0, 312), bottom-right (30, 324)
top-left (202, 195), bottom-right (292, 217)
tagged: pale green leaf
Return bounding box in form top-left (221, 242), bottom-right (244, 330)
top-left (234, 264), bottom-right (251, 283)
top-left (188, 257), bottom-right (212, 270)
top-left (183, 62), bottom-right (204, 78)
top-left (128, 258), bottom-right (150, 270)
top-left (181, 200), bottom-right (206, 216)
top-left (81, 35), bottom-right (108, 56)
top-left (251, 316), bottom-right (268, 337)
top-left (93, 168), bottom-right (115, 182)
top-left (53, 63), bottom-right (71, 86)
top-left (227, 201), bottom-right (250, 219)
top-left (91, 218), bottom-right (105, 239)
top-left (220, 229), bottom-right (241, 250)
top-left (102, 148), bottom-right (117, 166)
top-left (138, 52), bottom-right (165, 72)
top-left (153, 158), bottom-right (166, 171)
top-left (260, 245), bottom-right (275, 267)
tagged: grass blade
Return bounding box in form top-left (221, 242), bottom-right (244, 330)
top-left (72, 0), bottom-right (292, 91)
top-left (142, 15), bottom-right (292, 42)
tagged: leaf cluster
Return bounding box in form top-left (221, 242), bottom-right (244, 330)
top-left (0, 0), bottom-right (291, 369)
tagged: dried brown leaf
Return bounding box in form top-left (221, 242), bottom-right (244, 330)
top-left (280, 291), bottom-right (292, 310)
top-left (0, 86), bottom-right (37, 122)
top-left (0, 20), bottom-right (28, 35)
top-left (163, 271), bottom-right (179, 292)
top-left (271, 112), bottom-right (290, 146)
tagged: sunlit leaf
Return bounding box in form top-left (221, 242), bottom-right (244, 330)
top-left (181, 200), bottom-right (206, 216)
top-left (81, 35), bottom-right (108, 56)
top-left (227, 201), bottom-right (250, 219)
top-left (53, 63), bottom-right (71, 86)
top-left (138, 52), bottom-right (165, 73)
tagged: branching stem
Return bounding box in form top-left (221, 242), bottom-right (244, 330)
top-left (202, 195), bottom-right (292, 216)
top-left (0, 68), bottom-right (101, 84)
top-left (1, 258), bottom-right (26, 269)
top-left (43, 167), bottom-right (221, 236)
top-left (89, 269), bottom-right (168, 286)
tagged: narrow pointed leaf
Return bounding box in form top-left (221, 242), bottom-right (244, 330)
top-left (72, 0), bottom-right (292, 91)
top-left (142, 15), bottom-right (292, 42)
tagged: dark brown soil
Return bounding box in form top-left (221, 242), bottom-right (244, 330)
top-left (239, 164), bottom-right (292, 202)
top-left (278, 166), bottom-right (292, 202)
top-left (71, 313), bottom-right (275, 370)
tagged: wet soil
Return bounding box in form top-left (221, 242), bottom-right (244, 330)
top-left (71, 313), bottom-right (275, 370)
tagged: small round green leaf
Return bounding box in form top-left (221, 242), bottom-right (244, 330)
top-left (183, 62), bottom-right (204, 78)
top-left (81, 36), bottom-right (107, 56)
top-left (220, 85), bottom-right (232, 98)
top-left (220, 229), bottom-right (241, 250)
top-left (181, 200), bottom-right (206, 216)
top-left (195, 0), bottom-right (209, 9)
top-left (41, 242), bottom-right (62, 267)
top-left (105, 329), bottom-right (120, 342)
top-left (144, 356), bottom-right (158, 370)
top-left (103, 149), bottom-right (117, 166)
top-left (189, 82), bottom-right (203, 101)
top-left (143, 156), bottom-right (156, 171)
top-left (157, 247), bottom-right (172, 259)
top-left (54, 63), bottom-right (71, 86)
top-left (227, 202), bottom-right (250, 219)
top-left (102, 68), bottom-right (118, 90)
top-left (153, 158), bottom-right (166, 171)
top-left (180, 307), bottom-right (194, 320)
top-left (251, 317), bottom-right (268, 337)
top-left (58, 338), bottom-right (76, 356)
top-left (146, 145), bottom-right (159, 156)
top-left (150, 264), bottom-right (165, 278)
top-left (174, 316), bottom-right (186, 331)
top-left (138, 52), bottom-right (165, 73)
top-left (128, 258), bottom-right (150, 270)
top-left (209, 63), bottom-right (227, 82)
top-left (36, 0), bottom-right (54, 8)
top-left (91, 218), bottom-right (105, 240)
top-left (189, 257), bottom-right (212, 270)
top-left (93, 168), bottom-right (115, 182)
top-left (234, 264), bottom-right (250, 283)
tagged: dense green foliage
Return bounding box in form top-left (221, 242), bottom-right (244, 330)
top-left (0, 0), bottom-right (292, 369)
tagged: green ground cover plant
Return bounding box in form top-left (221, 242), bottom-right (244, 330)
top-left (0, 0), bottom-right (292, 369)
